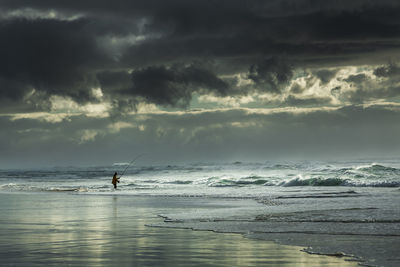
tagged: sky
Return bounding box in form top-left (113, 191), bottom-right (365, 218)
top-left (1, 0), bottom-right (400, 167)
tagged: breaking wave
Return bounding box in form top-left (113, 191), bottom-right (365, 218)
top-left (279, 177), bottom-right (347, 187)
top-left (207, 177), bottom-right (270, 187)
top-left (0, 161), bottom-right (399, 194)
top-left (278, 177), bottom-right (400, 187)
top-left (356, 164), bottom-right (400, 173)
top-left (205, 176), bottom-right (400, 187)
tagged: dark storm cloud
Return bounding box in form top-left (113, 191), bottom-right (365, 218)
top-left (347, 86), bottom-right (400, 104)
top-left (374, 63), bottom-right (400, 78)
top-left (126, 64), bottom-right (229, 107)
top-left (0, 76), bottom-right (31, 101)
top-left (120, 1), bottom-right (400, 70)
top-left (344, 74), bottom-right (368, 84)
top-left (314, 69), bottom-right (338, 84)
top-left (1, 0), bottom-right (400, 111)
top-left (289, 83), bottom-right (305, 94)
top-left (2, 1), bottom-right (400, 62)
top-left (97, 71), bottom-right (132, 92)
top-left (248, 57), bottom-right (293, 94)
top-left (0, 18), bottom-right (106, 106)
top-left (339, 69), bottom-right (400, 103)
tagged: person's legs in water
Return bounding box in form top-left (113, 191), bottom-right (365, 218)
top-left (113, 183), bottom-right (117, 189)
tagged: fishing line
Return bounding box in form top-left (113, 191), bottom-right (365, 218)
top-left (119, 153), bottom-right (146, 178)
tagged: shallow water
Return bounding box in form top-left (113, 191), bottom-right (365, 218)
top-left (0, 192), bottom-right (357, 266)
top-left (151, 187), bottom-right (400, 267)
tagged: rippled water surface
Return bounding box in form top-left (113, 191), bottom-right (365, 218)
top-left (0, 193), bottom-right (358, 266)
top-left (1, 160), bottom-right (399, 195)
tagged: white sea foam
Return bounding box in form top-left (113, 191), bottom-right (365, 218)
top-left (1, 160), bottom-right (399, 195)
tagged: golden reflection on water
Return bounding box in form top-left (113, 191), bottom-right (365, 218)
top-left (0, 193), bottom-right (358, 266)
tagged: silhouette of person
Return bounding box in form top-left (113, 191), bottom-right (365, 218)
top-left (112, 172), bottom-right (120, 189)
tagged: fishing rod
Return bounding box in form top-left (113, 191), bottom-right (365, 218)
top-left (119, 154), bottom-right (146, 178)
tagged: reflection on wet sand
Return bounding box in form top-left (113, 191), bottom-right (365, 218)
top-left (0, 193), bottom-right (358, 266)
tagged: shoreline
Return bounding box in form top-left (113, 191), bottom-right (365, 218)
top-left (144, 188), bottom-right (400, 267)
top-left (0, 191), bottom-right (361, 266)
top-left (149, 221), bottom-right (363, 265)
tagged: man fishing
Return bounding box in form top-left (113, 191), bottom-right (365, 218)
top-left (112, 172), bottom-right (120, 189)
top-left (112, 154), bottom-right (145, 190)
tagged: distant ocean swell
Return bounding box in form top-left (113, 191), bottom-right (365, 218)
top-left (0, 162), bottom-right (399, 193)
top-left (206, 176), bottom-right (400, 187)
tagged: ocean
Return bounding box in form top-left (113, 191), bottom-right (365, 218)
top-left (1, 160), bottom-right (399, 194)
top-left (0, 160), bottom-right (399, 266)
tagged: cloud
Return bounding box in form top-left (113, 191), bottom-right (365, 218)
top-left (124, 64), bottom-right (230, 107)
top-left (2, 103), bottom-right (400, 166)
top-left (9, 112), bottom-right (73, 123)
top-left (248, 57), bottom-right (293, 94)
top-left (283, 95), bottom-right (333, 107)
top-left (374, 63), bottom-right (400, 78)
top-left (2, 2), bottom-right (400, 67)
top-left (0, 1), bottom-right (400, 114)
top-left (1, 1), bottom-right (400, 167)
top-left (120, 1), bottom-right (400, 70)
top-left (344, 73), bottom-right (368, 84)
top-left (337, 67), bottom-right (400, 103)
top-left (197, 94), bottom-right (255, 108)
top-left (97, 71), bottom-right (133, 93)
top-left (78, 129), bottom-right (99, 144)
top-left (331, 86), bottom-right (341, 97)
top-left (108, 121), bottom-right (138, 133)
top-left (289, 82), bottom-right (305, 94)
top-left (314, 69), bottom-right (338, 84)
top-left (0, 18), bottom-right (106, 106)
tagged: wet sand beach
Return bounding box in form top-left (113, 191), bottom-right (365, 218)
top-left (0, 192), bottom-right (358, 266)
